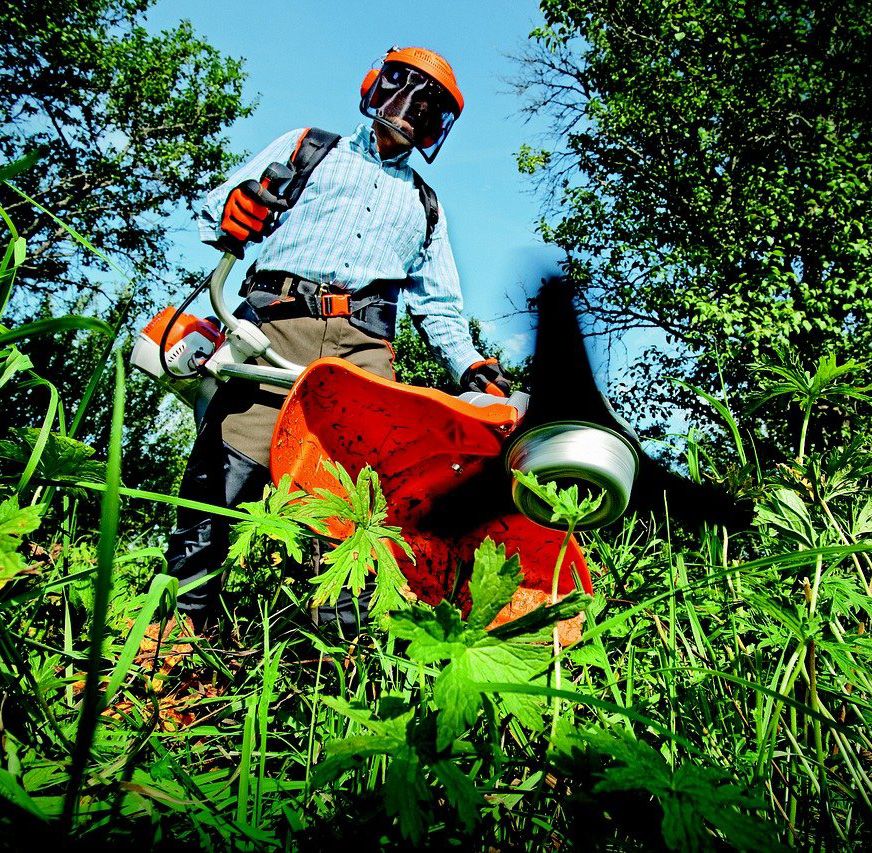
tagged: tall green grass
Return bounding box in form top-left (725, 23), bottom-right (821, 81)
top-left (1, 161), bottom-right (871, 849)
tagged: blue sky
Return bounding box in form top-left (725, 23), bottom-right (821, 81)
top-left (146, 0), bottom-right (561, 361)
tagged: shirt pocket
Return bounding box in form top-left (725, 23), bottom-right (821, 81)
top-left (381, 174), bottom-right (427, 266)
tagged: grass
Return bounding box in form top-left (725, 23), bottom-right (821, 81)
top-left (1, 170), bottom-right (871, 850)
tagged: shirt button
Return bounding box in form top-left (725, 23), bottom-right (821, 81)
top-left (356, 233), bottom-right (361, 238)
top-left (366, 207), bottom-right (371, 212)
top-left (374, 181), bottom-right (378, 188)
top-left (344, 262), bottom-right (350, 268)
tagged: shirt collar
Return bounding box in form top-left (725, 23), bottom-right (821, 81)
top-left (348, 122), bottom-right (412, 166)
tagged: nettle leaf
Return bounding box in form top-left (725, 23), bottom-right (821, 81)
top-left (434, 637), bottom-right (554, 746)
top-left (309, 461), bottom-right (413, 620)
top-left (0, 428), bottom-right (106, 493)
top-left (467, 538), bottom-right (524, 630)
top-left (512, 469), bottom-right (604, 528)
top-left (0, 496), bottom-right (43, 587)
top-left (755, 487), bottom-right (817, 547)
top-left (227, 474), bottom-right (327, 567)
top-left (389, 539), bottom-right (587, 749)
top-left (555, 729), bottom-right (778, 852)
top-left (390, 600), bottom-right (468, 662)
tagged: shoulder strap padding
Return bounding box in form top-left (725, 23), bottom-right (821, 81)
top-left (284, 127), bottom-right (341, 208)
top-left (411, 169), bottom-right (439, 250)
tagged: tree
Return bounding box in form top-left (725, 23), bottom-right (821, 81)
top-left (0, 0), bottom-right (254, 317)
top-left (515, 0), bottom-right (872, 452)
top-left (0, 1), bottom-right (253, 536)
top-left (393, 314), bottom-right (528, 394)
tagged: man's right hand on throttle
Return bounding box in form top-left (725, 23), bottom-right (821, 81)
top-left (461, 358), bottom-right (512, 397)
top-left (217, 180), bottom-right (272, 258)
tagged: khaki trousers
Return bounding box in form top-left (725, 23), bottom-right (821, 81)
top-left (220, 313), bottom-right (396, 467)
top-left (166, 310), bottom-right (395, 621)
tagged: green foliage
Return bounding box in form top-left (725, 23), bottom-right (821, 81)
top-left (228, 474), bottom-right (327, 567)
top-left (0, 14), bottom-right (870, 849)
top-left (1, 330), bottom-right (871, 847)
top-left (390, 539), bottom-right (588, 749)
top-left (0, 0), bottom-right (250, 539)
top-left (0, 0), bottom-right (254, 312)
top-left (0, 495), bottom-right (42, 586)
top-left (512, 468), bottom-right (604, 529)
top-left (0, 428), bottom-right (107, 496)
top-left (517, 0), bottom-right (872, 449)
top-left (309, 460), bottom-right (414, 621)
top-left (223, 474), bottom-right (328, 607)
top-left (751, 348), bottom-right (872, 459)
top-left (553, 728), bottom-right (779, 852)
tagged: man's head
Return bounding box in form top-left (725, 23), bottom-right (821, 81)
top-left (360, 46), bottom-right (464, 163)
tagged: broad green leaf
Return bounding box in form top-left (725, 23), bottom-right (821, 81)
top-left (467, 539), bottom-right (524, 630)
top-left (0, 429), bottom-right (107, 494)
top-left (439, 638), bottom-right (553, 744)
top-left (755, 487), bottom-right (817, 547)
top-left (311, 735), bottom-right (404, 786)
top-left (383, 746), bottom-right (429, 843)
top-left (0, 767), bottom-right (48, 820)
top-left (389, 600), bottom-right (468, 663)
top-left (0, 496), bottom-right (43, 587)
top-left (389, 537), bottom-right (592, 747)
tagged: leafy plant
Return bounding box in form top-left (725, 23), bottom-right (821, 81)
top-left (390, 539), bottom-right (588, 750)
top-left (0, 494), bottom-right (42, 588)
top-left (751, 348), bottom-right (871, 460)
top-left (309, 460), bottom-right (414, 621)
top-left (552, 727), bottom-right (780, 851)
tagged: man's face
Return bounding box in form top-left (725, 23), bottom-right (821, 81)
top-left (368, 63), bottom-right (452, 147)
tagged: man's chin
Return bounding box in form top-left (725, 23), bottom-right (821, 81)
top-left (378, 117), bottom-right (415, 145)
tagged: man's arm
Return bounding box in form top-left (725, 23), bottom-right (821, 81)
top-left (404, 204), bottom-right (488, 384)
top-left (197, 129), bottom-right (306, 246)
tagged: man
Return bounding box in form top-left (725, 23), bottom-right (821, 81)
top-left (166, 46), bottom-right (511, 624)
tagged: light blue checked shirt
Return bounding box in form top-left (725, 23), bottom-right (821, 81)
top-left (197, 123), bottom-right (484, 381)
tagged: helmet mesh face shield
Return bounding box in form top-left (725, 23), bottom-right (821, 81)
top-left (361, 62), bottom-right (459, 162)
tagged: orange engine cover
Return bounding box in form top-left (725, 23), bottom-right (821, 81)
top-left (270, 358), bottom-right (591, 611)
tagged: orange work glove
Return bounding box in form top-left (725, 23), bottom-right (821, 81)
top-left (217, 180), bottom-right (272, 258)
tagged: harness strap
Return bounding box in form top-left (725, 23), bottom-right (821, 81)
top-left (284, 127), bottom-right (342, 208)
top-left (412, 170), bottom-right (439, 250)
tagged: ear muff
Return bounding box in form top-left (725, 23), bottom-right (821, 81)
top-left (360, 68), bottom-right (380, 100)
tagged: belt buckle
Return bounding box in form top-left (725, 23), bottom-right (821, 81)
top-left (320, 287), bottom-right (352, 317)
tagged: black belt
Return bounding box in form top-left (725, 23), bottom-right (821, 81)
top-left (241, 270), bottom-right (401, 340)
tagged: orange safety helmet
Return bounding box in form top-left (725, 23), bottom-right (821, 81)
top-left (360, 46), bottom-right (464, 163)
